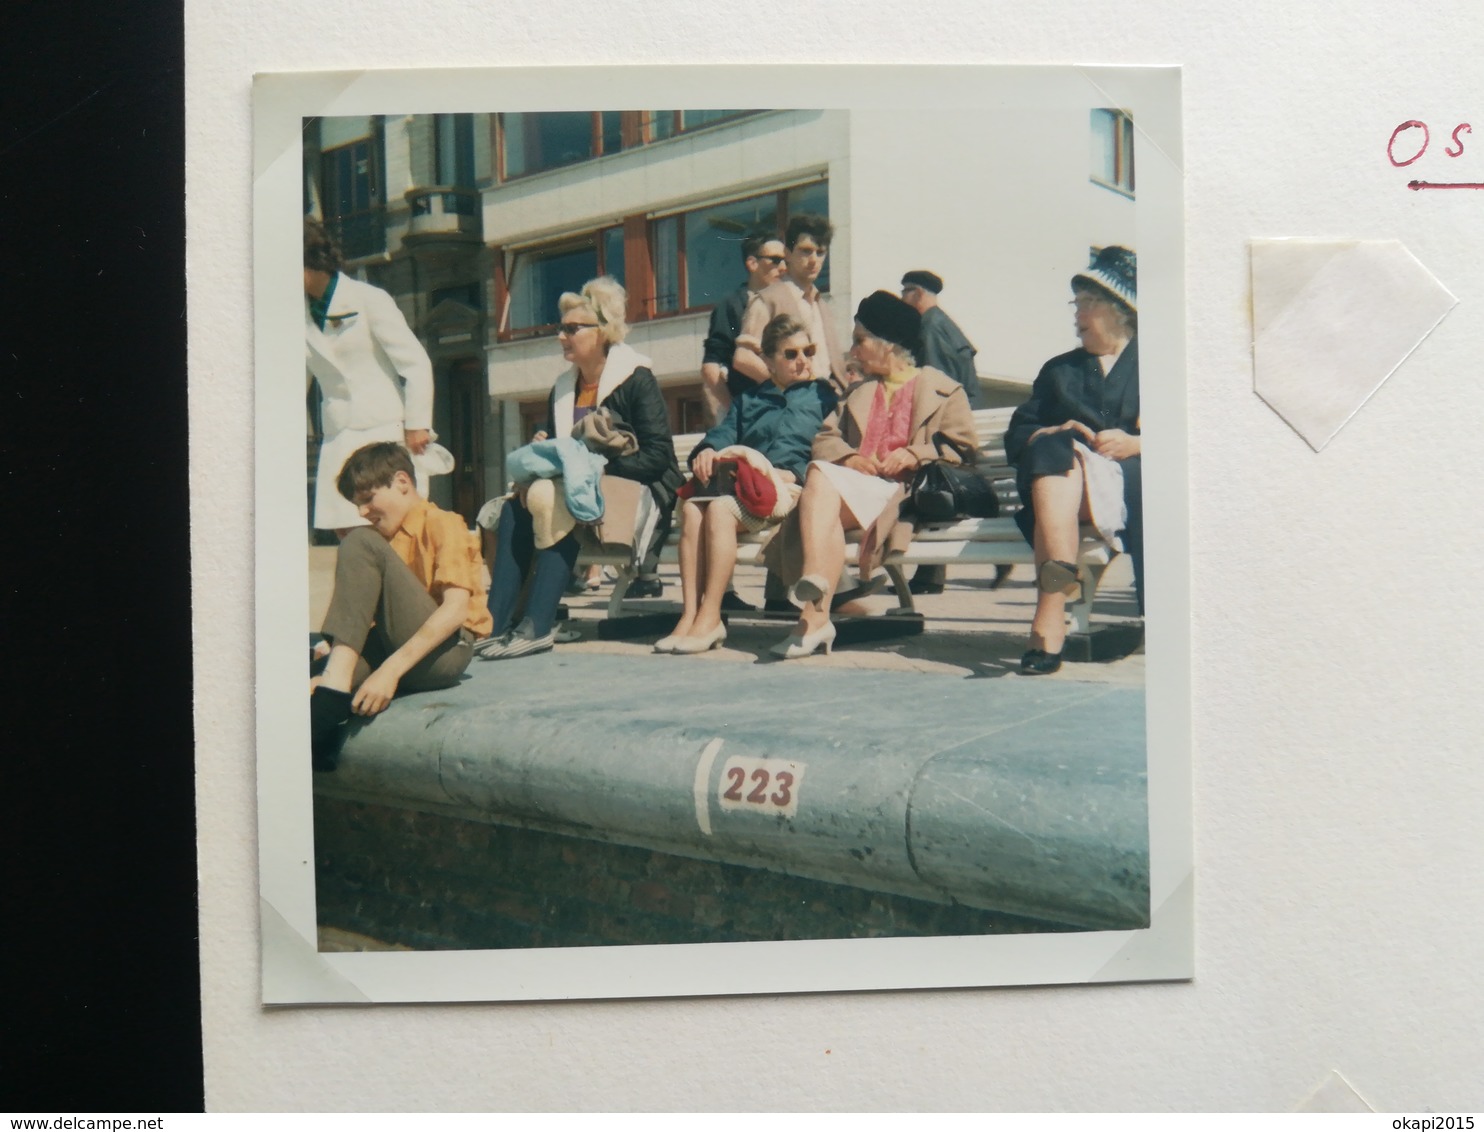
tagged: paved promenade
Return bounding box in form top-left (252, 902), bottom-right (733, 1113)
top-left (308, 549), bottom-right (1144, 685)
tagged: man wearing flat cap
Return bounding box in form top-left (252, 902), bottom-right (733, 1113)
top-left (901, 270), bottom-right (985, 411)
top-left (899, 270), bottom-right (987, 594)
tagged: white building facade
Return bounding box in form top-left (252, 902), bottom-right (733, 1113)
top-left (306, 105), bottom-right (1136, 522)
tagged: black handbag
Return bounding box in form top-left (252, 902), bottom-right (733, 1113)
top-left (907, 461), bottom-right (1000, 522)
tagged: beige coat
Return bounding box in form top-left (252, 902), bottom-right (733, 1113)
top-left (764, 367), bottom-right (976, 585)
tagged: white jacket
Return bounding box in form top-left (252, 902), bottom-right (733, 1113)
top-left (305, 273), bottom-right (434, 437)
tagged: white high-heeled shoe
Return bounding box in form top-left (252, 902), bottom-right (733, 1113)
top-left (653, 634), bottom-right (682, 653)
top-left (789, 573), bottom-right (830, 605)
top-left (770, 620), bottom-right (836, 659)
top-left (671, 623), bottom-right (728, 655)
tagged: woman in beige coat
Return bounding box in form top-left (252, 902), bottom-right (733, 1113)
top-left (765, 290), bottom-right (976, 658)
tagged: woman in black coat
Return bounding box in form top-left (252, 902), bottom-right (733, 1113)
top-left (1005, 247), bottom-right (1142, 675)
top-left (476, 276), bottom-right (682, 660)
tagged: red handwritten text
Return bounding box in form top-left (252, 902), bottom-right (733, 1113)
top-left (1388, 119), bottom-right (1480, 190)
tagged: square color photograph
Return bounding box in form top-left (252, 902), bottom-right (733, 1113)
top-left (254, 64), bottom-right (1191, 1003)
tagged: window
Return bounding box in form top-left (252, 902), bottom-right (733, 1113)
top-left (648, 110), bottom-right (758, 140)
top-left (494, 180), bottom-right (827, 337)
top-left (637, 181), bottom-right (830, 318)
top-left (1091, 109), bottom-right (1135, 196)
top-left (601, 111), bottom-right (623, 157)
top-left (500, 226), bottom-right (625, 337)
top-left (647, 111), bottom-right (678, 142)
top-left (434, 113), bottom-right (475, 187)
top-left (650, 215), bottom-right (680, 315)
top-left (320, 132), bottom-right (385, 259)
top-left (498, 111), bottom-right (763, 181)
top-left (501, 112), bottom-right (599, 178)
top-left (663, 385), bottom-right (708, 435)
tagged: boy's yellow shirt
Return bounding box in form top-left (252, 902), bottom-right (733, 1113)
top-left (388, 499), bottom-right (493, 638)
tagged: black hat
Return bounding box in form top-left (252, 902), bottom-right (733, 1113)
top-left (900, 269), bottom-right (943, 294)
top-left (1072, 246), bottom-right (1136, 312)
top-left (855, 290), bottom-right (923, 355)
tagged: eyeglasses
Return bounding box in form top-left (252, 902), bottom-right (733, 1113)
top-left (558, 321), bottom-right (599, 336)
top-left (757, 255), bottom-right (786, 265)
top-left (1069, 297), bottom-right (1105, 311)
top-left (781, 344), bottom-right (818, 360)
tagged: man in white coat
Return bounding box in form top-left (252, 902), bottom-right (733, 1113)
top-left (304, 218), bottom-right (434, 533)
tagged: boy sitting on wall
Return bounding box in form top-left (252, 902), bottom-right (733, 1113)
top-left (309, 441), bottom-right (492, 770)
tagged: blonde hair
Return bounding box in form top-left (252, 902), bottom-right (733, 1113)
top-left (558, 276), bottom-right (629, 346)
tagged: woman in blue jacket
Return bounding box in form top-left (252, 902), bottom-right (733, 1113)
top-left (658, 314), bottom-right (838, 654)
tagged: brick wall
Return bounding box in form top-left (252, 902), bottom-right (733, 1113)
top-left (314, 795), bottom-right (1071, 950)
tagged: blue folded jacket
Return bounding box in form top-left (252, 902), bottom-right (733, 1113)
top-left (506, 437), bottom-right (608, 522)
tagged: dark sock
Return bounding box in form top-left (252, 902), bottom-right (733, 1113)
top-left (310, 687), bottom-right (353, 772)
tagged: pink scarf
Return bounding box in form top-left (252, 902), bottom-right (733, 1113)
top-left (858, 376), bottom-right (918, 467)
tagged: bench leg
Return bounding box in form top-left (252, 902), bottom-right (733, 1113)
top-left (606, 566), bottom-right (635, 620)
top-left (883, 562), bottom-right (916, 616)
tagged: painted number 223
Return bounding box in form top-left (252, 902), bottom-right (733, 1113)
top-left (723, 766), bottom-right (794, 806)
top-left (716, 756), bottom-right (805, 817)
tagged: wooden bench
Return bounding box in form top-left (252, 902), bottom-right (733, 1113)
top-left (579, 407), bottom-right (1124, 639)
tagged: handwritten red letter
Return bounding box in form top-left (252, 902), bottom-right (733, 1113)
top-left (1388, 120), bottom-right (1429, 167)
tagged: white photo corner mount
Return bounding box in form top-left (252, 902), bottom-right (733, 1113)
top-left (1250, 238), bottom-right (1457, 451)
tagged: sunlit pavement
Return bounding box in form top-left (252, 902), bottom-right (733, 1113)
top-left (309, 548), bottom-right (1143, 686)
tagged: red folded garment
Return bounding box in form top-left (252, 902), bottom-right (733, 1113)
top-left (733, 459), bottom-right (778, 518)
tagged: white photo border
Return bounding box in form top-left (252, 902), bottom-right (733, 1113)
top-left (254, 64), bottom-right (1191, 1004)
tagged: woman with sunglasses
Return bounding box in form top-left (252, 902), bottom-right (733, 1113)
top-left (658, 314), bottom-right (838, 654)
top-left (764, 290), bottom-right (976, 659)
top-left (477, 276), bottom-right (683, 660)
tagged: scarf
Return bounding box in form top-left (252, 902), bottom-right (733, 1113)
top-left (858, 371), bottom-right (918, 463)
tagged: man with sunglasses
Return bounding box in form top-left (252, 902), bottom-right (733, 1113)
top-left (733, 213), bottom-right (848, 396)
top-left (700, 233), bottom-right (787, 424)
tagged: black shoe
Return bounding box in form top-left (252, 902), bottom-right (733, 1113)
top-left (990, 564), bottom-right (1013, 590)
top-left (763, 598), bottom-right (801, 615)
top-left (310, 686), bottom-right (354, 771)
top-left (627, 575), bottom-right (664, 598)
top-left (1019, 648), bottom-right (1063, 676)
top-left (831, 574), bottom-right (887, 610)
top-left (909, 566), bottom-right (946, 595)
top-left (719, 590), bottom-right (758, 613)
